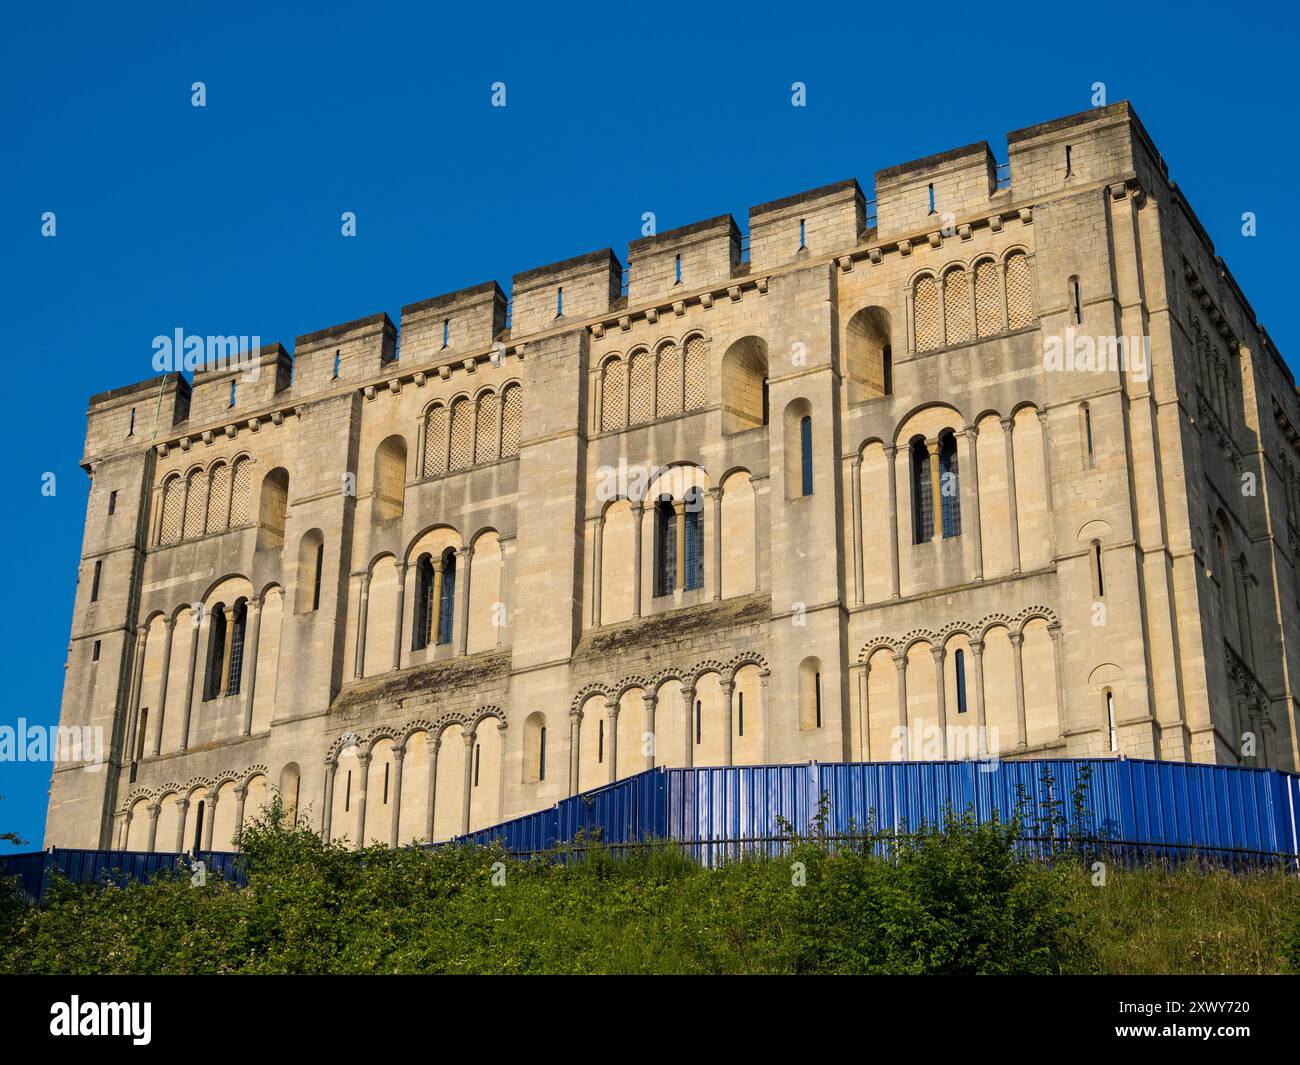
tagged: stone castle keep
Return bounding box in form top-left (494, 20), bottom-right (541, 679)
top-left (47, 101), bottom-right (1300, 851)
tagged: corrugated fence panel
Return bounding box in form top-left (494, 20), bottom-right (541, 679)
top-left (555, 768), bottom-right (666, 852)
top-left (0, 851), bottom-right (48, 900)
top-left (455, 807), bottom-right (559, 854)
top-left (666, 764), bottom-right (810, 864)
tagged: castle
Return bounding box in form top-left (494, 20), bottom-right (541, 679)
top-left (46, 101), bottom-right (1300, 852)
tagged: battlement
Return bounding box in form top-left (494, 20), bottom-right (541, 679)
top-left (84, 373), bottom-right (189, 463)
top-left (78, 101), bottom-right (1273, 458)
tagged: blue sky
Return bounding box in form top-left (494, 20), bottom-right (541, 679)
top-left (1, 1), bottom-right (1295, 849)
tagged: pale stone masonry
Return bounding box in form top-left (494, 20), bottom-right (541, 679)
top-left (46, 101), bottom-right (1300, 851)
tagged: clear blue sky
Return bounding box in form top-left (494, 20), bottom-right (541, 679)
top-left (2, 1), bottom-right (1295, 850)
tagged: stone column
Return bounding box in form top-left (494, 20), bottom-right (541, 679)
top-left (354, 574), bottom-right (371, 678)
top-left (927, 438), bottom-right (943, 542)
top-left (430, 557), bottom-right (445, 645)
top-left (673, 499), bottom-right (687, 591)
top-left (721, 678), bottom-right (735, 766)
top-left (971, 639), bottom-right (988, 757)
top-left (118, 808), bottom-right (132, 849)
top-left (1048, 622), bottom-right (1067, 743)
top-left (857, 662), bottom-right (871, 761)
top-left (892, 652), bottom-right (909, 759)
top-left (219, 606), bottom-right (236, 694)
top-left (592, 515), bottom-right (604, 627)
top-left (932, 645), bottom-right (948, 759)
top-left (174, 798), bottom-right (190, 853)
top-left (568, 709), bottom-right (582, 796)
top-left (643, 691), bottom-right (658, 769)
top-left (885, 445), bottom-right (901, 598)
top-left (682, 685), bottom-right (696, 768)
top-left (321, 760), bottom-right (336, 842)
top-left (1001, 416), bottom-right (1021, 573)
top-left (605, 696), bottom-right (620, 784)
top-left (125, 623), bottom-right (148, 763)
top-left (630, 503), bottom-right (644, 617)
top-left (996, 260), bottom-right (1009, 332)
top-left (241, 594), bottom-right (263, 736)
top-left (456, 546), bottom-right (473, 655)
top-left (232, 784), bottom-right (248, 850)
top-left (461, 731), bottom-right (475, 835)
top-left (1009, 630), bottom-right (1027, 748)
top-left (390, 743), bottom-right (405, 849)
top-left (850, 456), bottom-right (864, 606)
top-left (152, 616), bottom-right (175, 757)
top-left (710, 486), bottom-right (723, 601)
top-left (962, 426), bottom-right (983, 581)
top-left (1037, 408), bottom-right (1056, 557)
top-left (425, 738), bottom-right (443, 843)
top-left (180, 608), bottom-right (202, 752)
top-left (146, 802), bottom-right (161, 852)
top-left (392, 562), bottom-right (408, 669)
top-left (354, 751), bottom-right (371, 850)
top-left (905, 285), bottom-right (916, 354)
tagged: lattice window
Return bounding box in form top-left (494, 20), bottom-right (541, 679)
top-left (475, 391), bottom-right (500, 464)
top-left (160, 476), bottom-right (184, 544)
top-left (914, 276), bottom-right (941, 353)
top-left (1005, 252), bottom-right (1035, 329)
top-left (500, 385), bottom-right (522, 457)
top-left (206, 463), bottom-right (231, 531)
top-left (974, 260), bottom-right (1001, 336)
top-left (183, 470), bottom-right (206, 539)
top-left (944, 269), bottom-right (973, 345)
top-left (230, 458), bottom-right (252, 525)
top-left (449, 398), bottom-right (473, 470)
top-left (656, 343), bottom-right (680, 416)
top-left (684, 335), bottom-right (708, 410)
top-left (601, 359), bottom-right (626, 431)
top-left (629, 350), bottom-right (654, 424)
top-left (423, 405), bottom-right (448, 476)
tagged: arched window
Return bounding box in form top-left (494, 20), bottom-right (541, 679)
top-left (938, 430), bottom-right (961, 538)
top-left (257, 468), bottom-right (289, 549)
top-left (229, 456), bottom-right (253, 526)
top-left (913, 275), bottom-right (941, 353)
top-left (296, 530), bottom-right (324, 613)
top-left (183, 468), bottom-right (206, 539)
top-left (943, 267), bottom-right (973, 345)
top-left (474, 391), bottom-right (499, 464)
top-left (799, 657), bottom-right (823, 730)
top-left (159, 474), bottom-right (184, 544)
top-left (500, 384), bottom-right (522, 457)
top-left (955, 648), bottom-right (968, 713)
top-left (523, 712), bottom-right (546, 784)
top-left (800, 416), bottom-right (814, 496)
top-left (423, 404), bottom-right (448, 476)
top-left (373, 437), bottom-right (407, 521)
top-left (206, 462), bottom-right (231, 531)
top-left (684, 334), bottom-right (708, 410)
top-left (720, 336), bottom-right (769, 432)
top-left (684, 488), bottom-right (704, 591)
top-left (910, 438), bottom-right (934, 543)
top-left (436, 547), bottom-right (456, 646)
top-left (1005, 251), bottom-right (1035, 329)
top-left (204, 604), bottom-right (228, 700)
top-left (412, 553), bottom-right (435, 651)
top-left (629, 349), bottom-right (653, 424)
top-left (225, 599), bottom-right (247, 696)
top-left (601, 357), bottom-right (626, 431)
top-left (974, 259), bottom-right (1000, 336)
top-left (448, 397), bottom-right (473, 470)
top-left (654, 497), bottom-right (676, 597)
top-left (656, 342), bottom-right (681, 416)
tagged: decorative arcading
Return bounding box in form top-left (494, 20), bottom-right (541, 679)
top-left (120, 762), bottom-right (269, 812)
top-left (855, 605), bottom-right (1059, 663)
top-left (324, 704), bottom-right (509, 761)
top-left (567, 650), bottom-right (769, 715)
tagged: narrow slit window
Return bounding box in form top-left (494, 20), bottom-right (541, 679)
top-left (91, 560), bottom-right (102, 602)
top-left (474, 743), bottom-right (481, 787)
top-left (538, 727), bottom-right (546, 781)
top-left (108, 490), bottom-right (117, 515)
top-left (312, 543), bottom-right (324, 611)
top-left (92, 640), bottom-right (101, 662)
top-left (1106, 691), bottom-right (1117, 753)
top-left (383, 763), bottom-right (390, 804)
top-left (800, 415), bottom-right (813, 496)
top-left (738, 691), bottom-right (744, 737)
top-left (1072, 277), bottom-right (1082, 324)
top-left (598, 718), bottom-right (604, 763)
top-left (674, 253), bottom-right (682, 284)
top-left (193, 802), bottom-right (204, 852)
top-left (955, 649), bottom-right (968, 714)
top-left (333, 351), bottom-right (341, 379)
top-left (1083, 404), bottom-right (1095, 466)
top-left (1065, 144), bottom-right (1073, 177)
top-left (556, 287), bottom-right (564, 318)
top-left (128, 407), bottom-right (136, 436)
top-left (814, 672), bottom-right (822, 728)
top-left (442, 319), bottom-right (450, 349)
top-left (1093, 541), bottom-right (1105, 598)
top-left (799, 219), bottom-right (807, 250)
top-left (229, 380), bottom-right (237, 407)
top-left (695, 699), bottom-right (702, 744)
top-left (928, 182), bottom-right (936, 214)
top-left (136, 709), bottom-right (148, 761)
top-left (345, 771), bottom-right (351, 812)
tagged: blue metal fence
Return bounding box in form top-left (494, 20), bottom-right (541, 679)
top-left (4, 758), bottom-right (1298, 899)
